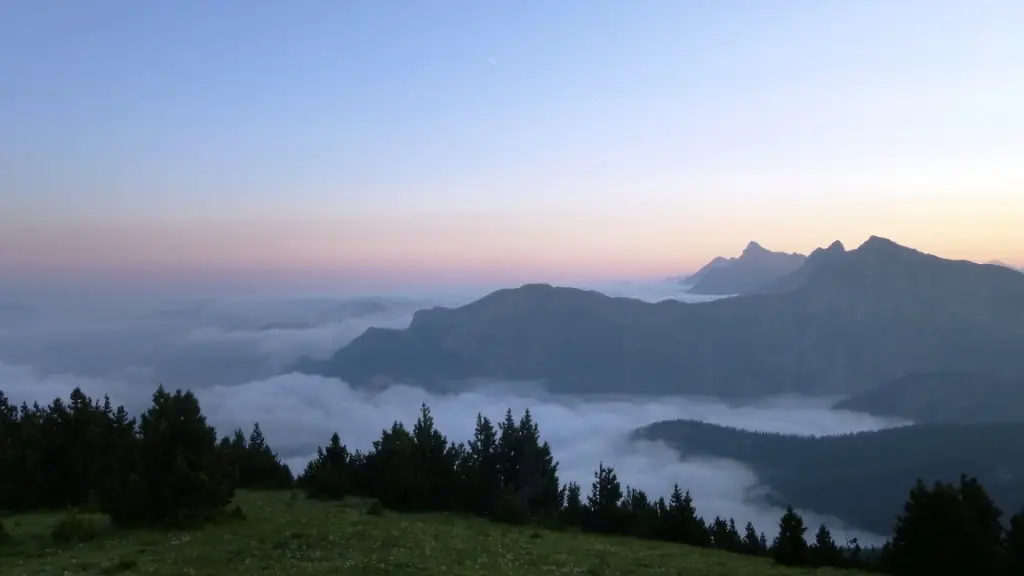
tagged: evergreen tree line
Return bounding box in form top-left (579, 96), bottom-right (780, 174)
top-left (2, 387), bottom-right (1023, 576)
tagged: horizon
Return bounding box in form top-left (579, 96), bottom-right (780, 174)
top-left (3, 0), bottom-right (1023, 294)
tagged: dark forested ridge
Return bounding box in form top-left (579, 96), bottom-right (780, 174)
top-left (683, 241), bottom-right (806, 295)
top-left (3, 386), bottom-right (1023, 576)
top-left (296, 236), bottom-right (1024, 397)
top-left (634, 419), bottom-right (1024, 534)
top-left (833, 372), bottom-right (1024, 423)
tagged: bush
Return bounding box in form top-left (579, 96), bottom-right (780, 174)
top-left (0, 518), bottom-right (11, 545)
top-left (50, 510), bottom-right (102, 544)
top-left (366, 499), bottom-right (385, 516)
top-left (492, 493), bottom-right (531, 526)
top-left (229, 504), bottom-right (247, 521)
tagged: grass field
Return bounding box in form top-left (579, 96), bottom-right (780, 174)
top-left (0, 491), bottom-right (867, 576)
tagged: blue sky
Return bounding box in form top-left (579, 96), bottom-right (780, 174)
top-left (2, 0), bottom-right (1023, 292)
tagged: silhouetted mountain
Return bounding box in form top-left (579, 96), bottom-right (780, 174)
top-left (634, 419), bottom-right (1024, 534)
top-left (683, 242), bottom-right (806, 295)
top-left (989, 260), bottom-right (1024, 273)
top-left (834, 372), bottom-right (1024, 423)
top-left (680, 256), bottom-right (732, 285)
top-left (297, 236), bottom-right (1024, 397)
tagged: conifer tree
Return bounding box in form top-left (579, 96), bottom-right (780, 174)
top-left (666, 485), bottom-right (710, 547)
top-left (773, 506), bottom-right (809, 567)
top-left (1006, 508), bottom-right (1024, 576)
top-left (410, 403), bottom-right (457, 510)
top-left (622, 486), bottom-right (656, 538)
top-left (559, 481), bottom-right (584, 527)
top-left (100, 386), bottom-right (233, 528)
top-left (585, 462), bottom-right (624, 534)
top-left (888, 478), bottom-right (1004, 576)
top-left (810, 523), bottom-right (842, 567)
top-left (300, 433), bottom-right (350, 499)
top-left (364, 421), bottom-right (416, 510)
top-left (743, 521), bottom-right (766, 555)
top-left (496, 409), bottom-right (520, 491)
top-left (465, 414), bottom-right (500, 516)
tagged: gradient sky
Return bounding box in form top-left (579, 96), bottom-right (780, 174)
top-left (2, 0), bottom-right (1023, 293)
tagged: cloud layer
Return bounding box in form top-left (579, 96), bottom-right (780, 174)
top-left (0, 278), bottom-right (896, 544)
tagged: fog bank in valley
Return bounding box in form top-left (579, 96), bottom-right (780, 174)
top-left (0, 279), bottom-right (898, 544)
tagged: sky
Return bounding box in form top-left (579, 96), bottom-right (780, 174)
top-left (2, 0), bottom-right (1023, 293)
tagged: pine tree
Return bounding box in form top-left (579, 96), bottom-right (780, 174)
top-left (585, 462), bottom-right (624, 534)
top-left (364, 421), bottom-right (416, 510)
top-left (743, 521), bottom-right (766, 555)
top-left (300, 433), bottom-right (350, 500)
top-left (410, 403), bottom-right (457, 511)
top-left (496, 409), bottom-right (519, 492)
top-left (888, 478), bottom-right (1005, 576)
top-left (622, 486), bottom-right (656, 538)
top-left (560, 481), bottom-right (584, 527)
top-left (100, 386), bottom-right (233, 528)
top-left (810, 523), bottom-right (841, 567)
top-left (772, 506), bottom-right (809, 567)
top-left (1007, 507), bottom-right (1024, 576)
top-left (464, 413), bottom-right (500, 515)
top-left (666, 485), bottom-right (710, 547)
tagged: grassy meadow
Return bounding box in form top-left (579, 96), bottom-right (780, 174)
top-left (0, 490), bottom-right (868, 576)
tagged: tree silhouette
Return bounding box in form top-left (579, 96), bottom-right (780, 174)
top-left (743, 521), bottom-right (766, 555)
top-left (772, 506), bottom-right (809, 567)
top-left (585, 462), bottom-right (624, 534)
top-left (810, 523), bottom-right (842, 567)
top-left (4, 386), bottom-right (1022, 576)
top-left (100, 386), bottom-right (233, 528)
top-left (887, 477), bottom-right (1007, 576)
top-left (1007, 508), bottom-right (1024, 576)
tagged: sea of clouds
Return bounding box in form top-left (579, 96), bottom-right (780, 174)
top-left (0, 278), bottom-right (900, 544)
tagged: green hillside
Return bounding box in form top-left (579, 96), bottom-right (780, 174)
top-left (0, 491), bottom-right (865, 576)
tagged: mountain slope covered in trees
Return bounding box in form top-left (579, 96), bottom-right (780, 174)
top-left (634, 420), bottom-right (1024, 534)
top-left (833, 372), bottom-right (1024, 423)
top-left (296, 236), bottom-right (1024, 397)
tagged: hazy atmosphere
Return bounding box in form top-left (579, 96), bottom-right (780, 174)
top-left (3, 2), bottom-right (1022, 575)
top-left (0, 282), bottom-right (901, 544)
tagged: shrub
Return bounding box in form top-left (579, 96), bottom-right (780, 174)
top-left (50, 510), bottom-right (102, 544)
top-left (492, 493), bottom-right (531, 526)
top-left (229, 504), bottom-right (247, 521)
top-left (366, 499), bottom-right (385, 516)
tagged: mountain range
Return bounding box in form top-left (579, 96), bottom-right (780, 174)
top-left (295, 236), bottom-right (1024, 398)
top-left (681, 241), bottom-right (806, 295)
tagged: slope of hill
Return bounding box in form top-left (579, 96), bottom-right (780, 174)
top-left (684, 242), bottom-right (806, 295)
top-left (0, 490), bottom-right (864, 576)
top-left (989, 260), bottom-right (1024, 273)
top-left (297, 236), bottom-right (1024, 397)
top-left (634, 420), bottom-right (1024, 534)
top-left (833, 372), bottom-right (1024, 423)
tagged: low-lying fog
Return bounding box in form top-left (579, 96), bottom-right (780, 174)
top-left (1, 279), bottom-right (900, 544)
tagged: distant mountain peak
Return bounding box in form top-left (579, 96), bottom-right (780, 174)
top-left (826, 240), bottom-right (846, 253)
top-left (857, 235), bottom-right (905, 253)
top-left (684, 242), bottom-right (806, 295)
top-left (742, 241), bottom-right (767, 256)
